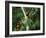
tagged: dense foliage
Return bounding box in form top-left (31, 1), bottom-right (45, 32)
top-left (12, 7), bottom-right (40, 31)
